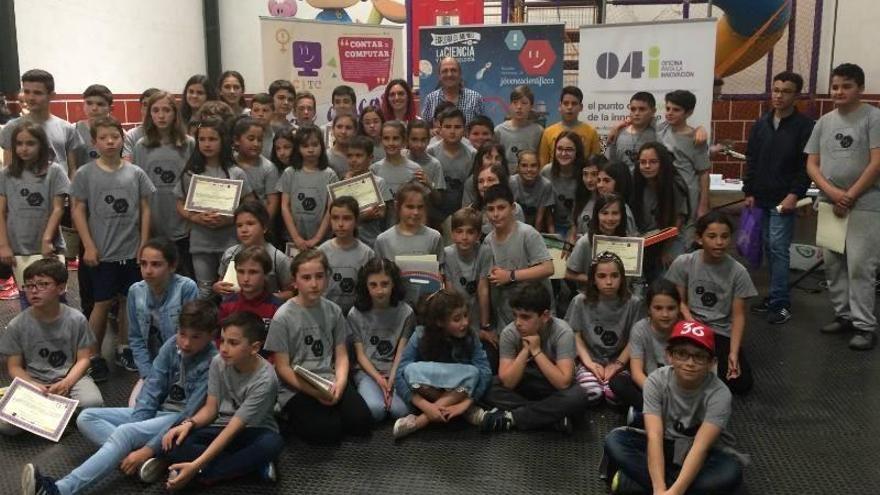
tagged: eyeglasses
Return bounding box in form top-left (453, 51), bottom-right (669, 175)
top-left (556, 147), bottom-right (576, 155)
top-left (22, 281), bottom-right (55, 292)
top-left (670, 348), bottom-right (712, 365)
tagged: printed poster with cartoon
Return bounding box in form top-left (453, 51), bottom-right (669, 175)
top-left (418, 24), bottom-right (565, 127)
top-left (261, 17), bottom-right (405, 125)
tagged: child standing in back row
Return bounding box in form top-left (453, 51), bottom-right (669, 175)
top-left (232, 117), bottom-right (281, 220)
top-left (428, 107), bottom-right (475, 220)
top-left (344, 136), bottom-right (391, 247)
top-left (133, 91), bottom-right (195, 274)
top-left (177, 118), bottom-right (254, 299)
top-left (279, 125), bottom-right (338, 251)
top-left (73, 116), bottom-right (156, 381)
top-left (495, 85), bottom-right (544, 174)
top-left (538, 86), bottom-right (602, 167)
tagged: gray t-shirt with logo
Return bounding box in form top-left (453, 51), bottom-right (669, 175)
top-left (629, 317), bottom-right (670, 375)
top-left (318, 238), bottom-right (375, 315)
top-left (665, 251), bottom-right (756, 337)
top-left (347, 303), bottom-right (415, 373)
top-left (428, 141), bottom-right (475, 216)
top-left (499, 316), bottom-right (576, 363)
top-left (133, 137), bottom-right (195, 241)
top-left (484, 221), bottom-right (553, 331)
top-left (74, 120), bottom-right (98, 167)
top-left (805, 103), bottom-right (880, 211)
top-left (643, 365), bottom-right (735, 464)
top-left (565, 294), bottom-right (644, 363)
top-left (71, 161), bottom-right (156, 261)
top-left (443, 244), bottom-right (492, 328)
top-left (264, 297), bottom-right (346, 406)
top-left (606, 126), bottom-right (657, 174)
top-left (509, 174), bottom-right (554, 225)
top-left (370, 158), bottom-right (422, 198)
top-left (207, 354), bottom-right (279, 432)
top-left (495, 121), bottom-right (544, 173)
top-left (374, 225), bottom-right (444, 263)
top-left (0, 305), bottom-right (95, 383)
top-left (407, 152), bottom-right (447, 190)
top-left (0, 162), bottom-right (69, 254)
top-left (239, 156), bottom-right (280, 203)
top-left (541, 164), bottom-right (577, 229)
top-left (277, 167), bottom-right (338, 240)
top-left (656, 122), bottom-right (711, 222)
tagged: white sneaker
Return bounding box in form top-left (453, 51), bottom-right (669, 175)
top-left (392, 414), bottom-right (420, 440)
top-left (138, 457), bottom-right (169, 484)
top-left (464, 405), bottom-right (488, 426)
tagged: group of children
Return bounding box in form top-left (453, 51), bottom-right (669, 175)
top-left (3, 61), bottom-right (875, 494)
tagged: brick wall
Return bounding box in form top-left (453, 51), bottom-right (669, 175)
top-left (711, 95), bottom-right (880, 179)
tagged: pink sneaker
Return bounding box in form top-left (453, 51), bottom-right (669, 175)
top-left (0, 277), bottom-right (19, 300)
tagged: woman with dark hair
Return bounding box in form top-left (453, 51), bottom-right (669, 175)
top-left (180, 74), bottom-right (218, 125)
top-left (380, 79), bottom-right (418, 123)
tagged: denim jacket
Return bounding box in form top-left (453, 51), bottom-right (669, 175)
top-left (127, 274), bottom-right (199, 378)
top-left (394, 326), bottom-right (492, 405)
top-left (131, 335), bottom-right (217, 453)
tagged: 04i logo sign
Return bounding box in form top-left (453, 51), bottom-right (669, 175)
top-left (596, 46), bottom-right (660, 79)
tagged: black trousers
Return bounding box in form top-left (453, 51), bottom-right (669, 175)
top-left (485, 367), bottom-right (590, 430)
top-left (280, 382), bottom-right (372, 445)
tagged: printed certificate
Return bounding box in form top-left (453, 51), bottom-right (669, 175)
top-left (592, 235), bottom-right (645, 277)
top-left (327, 173), bottom-right (384, 212)
top-left (0, 377), bottom-right (78, 442)
top-left (183, 174), bottom-right (244, 216)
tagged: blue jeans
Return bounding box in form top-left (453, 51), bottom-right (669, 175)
top-left (762, 208), bottom-right (795, 310)
top-left (604, 427), bottom-right (743, 494)
top-left (402, 362), bottom-right (481, 398)
top-left (165, 426), bottom-right (284, 485)
top-left (354, 370), bottom-right (409, 422)
top-left (57, 407), bottom-right (177, 495)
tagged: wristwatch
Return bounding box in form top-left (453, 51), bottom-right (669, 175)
top-left (509, 269), bottom-right (517, 282)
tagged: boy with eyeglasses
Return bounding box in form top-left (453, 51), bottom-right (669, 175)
top-left (603, 320), bottom-right (746, 495)
top-left (0, 258), bottom-right (103, 436)
top-left (743, 71), bottom-right (814, 325)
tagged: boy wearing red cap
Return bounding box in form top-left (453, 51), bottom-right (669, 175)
top-left (603, 321), bottom-right (746, 495)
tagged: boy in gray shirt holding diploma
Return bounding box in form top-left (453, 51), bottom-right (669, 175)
top-left (604, 321), bottom-right (745, 495)
top-left (152, 312), bottom-right (283, 490)
top-left (806, 63), bottom-right (880, 350)
top-left (0, 258), bottom-right (103, 436)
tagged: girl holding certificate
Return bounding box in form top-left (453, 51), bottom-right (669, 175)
top-left (176, 117), bottom-right (254, 298)
top-left (565, 194), bottom-right (631, 286)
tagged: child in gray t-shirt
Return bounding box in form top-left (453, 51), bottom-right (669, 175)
top-left (0, 260), bottom-right (103, 436)
top-left (348, 257), bottom-right (416, 422)
top-left (133, 135), bottom-right (195, 242)
top-left (665, 213), bottom-right (756, 395)
top-left (264, 249), bottom-right (373, 444)
top-left (317, 198), bottom-right (375, 315)
top-left (604, 321), bottom-right (744, 494)
top-left (805, 71), bottom-right (880, 350)
top-left (565, 252), bottom-right (644, 404)
top-left (427, 134), bottom-right (475, 219)
top-left (159, 313), bottom-right (283, 489)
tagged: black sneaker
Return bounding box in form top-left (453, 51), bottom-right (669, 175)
top-left (849, 331), bottom-right (877, 351)
top-left (480, 409), bottom-right (514, 433)
top-left (767, 307), bottom-right (792, 325)
top-left (88, 356), bottom-right (109, 383)
top-left (115, 347), bottom-right (137, 372)
top-left (820, 317), bottom-right (854, 334)
top-left (21, 463), bottom-right (60, 495)
top-left (554, 416), bottom-right (573, 435)
top-left (750, 298), bottom-right (770, 314)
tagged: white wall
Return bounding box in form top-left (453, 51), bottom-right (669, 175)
top-left (218, 1), bottom-right (402, 92)
top-left (14, 0), bottom-right (206, 94)
top-left (816, 0), bottom-right (880, 94)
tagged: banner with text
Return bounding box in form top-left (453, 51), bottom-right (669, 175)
top-left (419, 24), bottom-right (565, 126)
top-left (261, 17), bottom-right (405, 125)
top-left (578, 19), bottom-right (717, 136)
